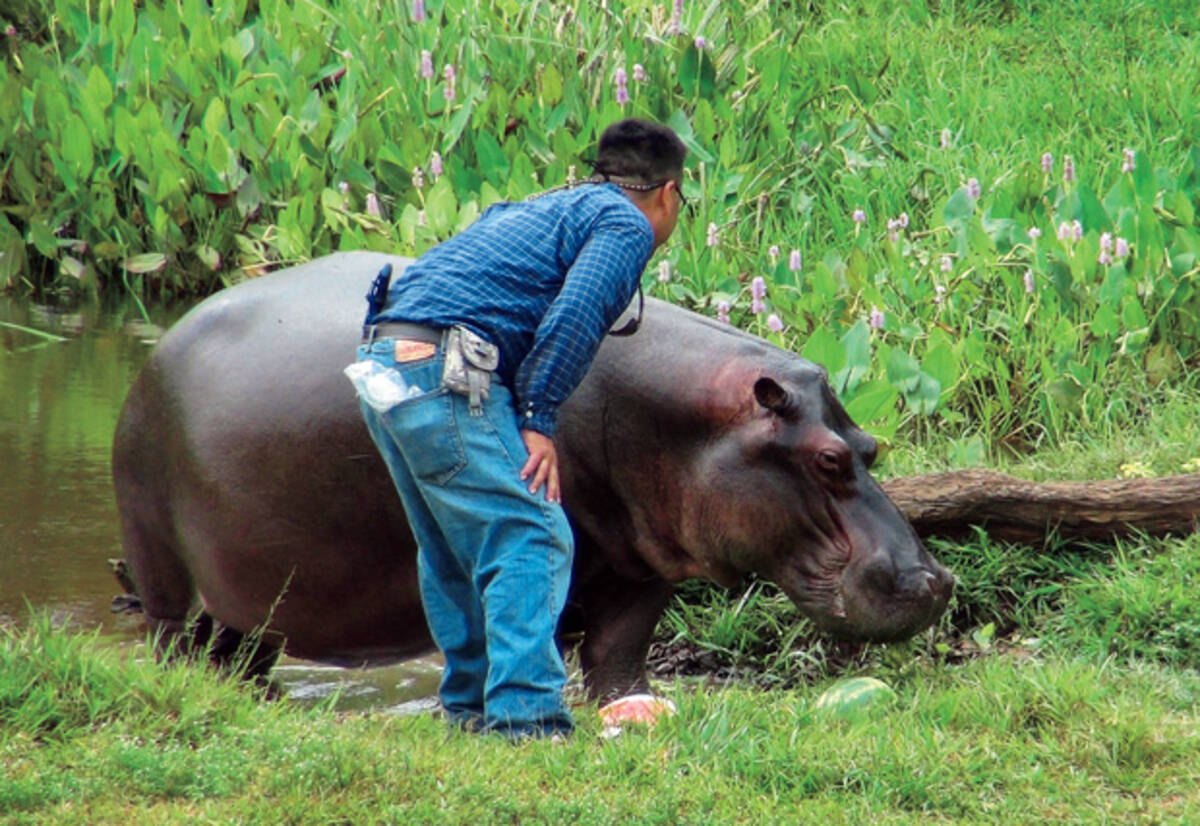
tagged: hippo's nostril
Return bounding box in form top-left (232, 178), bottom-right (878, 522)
top-left (922, 571), bottom-right (938, 596)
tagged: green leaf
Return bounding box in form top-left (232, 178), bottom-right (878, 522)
top-left (30, 220), bottom-right (59, 257)
top-left (834, 321), bottom-right (871, 393)
top-left (540, 64), bottom-right (562, 105)
top-left (1131, 150), bottom-right (1155, 204)
top-left (86, 65), bottom-right (113, 111)
top-left (442, 98), bottom-right (476, 155)
top-left (1145, 342), bottom-right (1181, 385)
top-left (666, 109), bottom-right (714, 164)
top-left (842, 379), bottom-right (898, 425)
top-left (942, 188), bottom-right (973, 224)
top-left (61, 115), bottom-right (94, 181)
top-left (922, 342), bottom-right (959, 399)
top-left (298, 90), bottom-right (322, 133)
top-left (800, 326), bottom-right (846, 374)
top-left (113, 106), bottom-right (138, 158)
top-left (1046, 374), bottom-right (1083, 415)
top-left (1090, 303), bottom-right (1120, 339)
top-left (425, 176), bottom-right (458, 235)
top-left (202, 97), bottom-right (228, 136)
top-left (474, 131), bottom-right (510, 183)
top-left (885, 348), bottom-right (921, 393)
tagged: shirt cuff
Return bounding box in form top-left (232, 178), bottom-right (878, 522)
top-left (517, 401), bottom-right (558, 437)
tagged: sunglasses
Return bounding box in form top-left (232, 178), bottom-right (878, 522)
top-left (615, 179), bottom-right (691, 216)
top-left (609, 285), bottom-right (643, 337)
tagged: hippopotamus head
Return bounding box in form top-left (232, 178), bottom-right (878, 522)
top-left (685, 359), bottom-right (954, 642)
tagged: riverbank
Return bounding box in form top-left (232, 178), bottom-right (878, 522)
top-left (3, 614), bottom-right (1199, 824)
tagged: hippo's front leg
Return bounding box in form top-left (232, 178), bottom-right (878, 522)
top-left (574, 568), bottom-right (674, 703)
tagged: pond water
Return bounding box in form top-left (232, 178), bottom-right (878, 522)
top-left (0, 294), bottom-right (441, 713)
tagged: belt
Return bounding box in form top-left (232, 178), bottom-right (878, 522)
top-left (361, 322), bottom-right (444, 345)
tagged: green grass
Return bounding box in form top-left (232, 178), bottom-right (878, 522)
top-left (4, 617), bottom-right (1200, 824)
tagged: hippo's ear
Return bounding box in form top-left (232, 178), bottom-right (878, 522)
top-left (754, 377), bottom-right (793, 416)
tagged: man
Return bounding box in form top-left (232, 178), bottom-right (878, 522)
top-left (353, 118), bottom-right (687, 739)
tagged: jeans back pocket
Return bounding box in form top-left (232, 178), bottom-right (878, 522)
top-left (385, 389), bottom-right (468, 485)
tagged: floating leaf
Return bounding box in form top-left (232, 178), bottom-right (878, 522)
top-left (123, 253), bottom-right (168, 273)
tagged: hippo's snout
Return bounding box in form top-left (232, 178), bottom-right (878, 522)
top-left (828, 539), bottom-right (955, 643)
top-left (894, 564), bottom-right (955, 606)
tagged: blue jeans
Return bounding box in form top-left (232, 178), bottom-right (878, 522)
top-left (356, 339), bottom-right (575, 738)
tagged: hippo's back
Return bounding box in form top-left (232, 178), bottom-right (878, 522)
top-left (112, 252), bottom-right (433, 665)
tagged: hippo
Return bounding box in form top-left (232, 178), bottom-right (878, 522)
top-left (112, 251), bottom-right (953, 701)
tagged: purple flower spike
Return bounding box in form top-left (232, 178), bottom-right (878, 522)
top-left (966, 178), bottom-right (981, 199)
top-left (430, 151), bottom-right (443, 179)
top-left (443, 64), bottom-right (456, 101)
top-left (1071, 220), bottom-right (1083, 242)
top-left (1116, 237), bottom-right (1130, 258)
top-left (716, 300), bottom-right (731, 324)
top-left (768, 244), bottom-right (780, 261)
top-left (420, 50), bottom-right (434, 79)
top-left (694, 36), bottom-right (707, 49)
top-left (1122, 148), bottom-right (1136, 173)
top-left (633, 63), bottom-right (647, 82)
top-left (706, 222), bottom-right (719, 247)
top-left (1063, 155), bottom-right (1076, 183)
top-left (934, 284), bottom-right (946, 304)
top-left (670, 0), bottom-right (684, 34)
top-left (767, 314), bottom-right (784, 332)
top-left (788, 249), bottom-right (801, 271)
top-left (1024, 269), bottom-right (1035, 294)
top-left (751, 297), bottom-right (766, 315)
top-left (366, 193), bottom-right (382, 218)
top-left (852, 209), bottom-right (866, 224)
top-left (940, 128), bottom-right (952, 149)
top-left (751, 276), bottom-right (767, 301)
top-left (869, 306), bottom-right (885, 330)
top-left (412, 167), bottom-right (424, 190)
top-left (899, 212), bottom-right (909, 229)
top-left (1100, 232), bottom-right (1113, 253)
top-left (615, 67), bottom-right (629, 105)
top-left (1028, 227), bottom-right (1042, 240)
top-left (412, 0), bottom-right (425, 21)
top-left (1041, 152), bottom-right (1053, 174)
top-left (6, 24), bottom-right (17, 38)
top-left (337, 180), bottom-right (350, 194)
top-left (940, 255), bottom-right (952, 272)
top-left (1098, 250), bottom-right (1114, 266)
top-left (1057, 222), bottom-right (1070, 241)
top-left (658, 260), bottom-right (671, 283)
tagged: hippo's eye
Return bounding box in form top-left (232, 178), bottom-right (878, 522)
top-left (814, 446), bottom-right (853, 485)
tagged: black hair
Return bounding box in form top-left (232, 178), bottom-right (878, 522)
top-left (590, 119), bottom-right (687, 185)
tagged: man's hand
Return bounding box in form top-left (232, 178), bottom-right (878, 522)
top-left (520, 430), bottom-right (561, 503)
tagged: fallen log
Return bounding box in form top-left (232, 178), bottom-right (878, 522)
top-left (881, 471), bottom-right (1200, 544)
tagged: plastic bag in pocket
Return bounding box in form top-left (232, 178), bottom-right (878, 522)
top-left (344, 360), bottom-right (422, 413)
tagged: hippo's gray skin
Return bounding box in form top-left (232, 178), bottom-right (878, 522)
top-left (113, 251), bottom-right (953, 700)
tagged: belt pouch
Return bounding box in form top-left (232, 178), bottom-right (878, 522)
top-left (442, 326), bottom-right (500, 416)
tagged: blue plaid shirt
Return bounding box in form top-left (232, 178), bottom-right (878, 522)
top-left (371, 183), bottom-right (655, 436)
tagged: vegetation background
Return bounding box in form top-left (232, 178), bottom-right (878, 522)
top-left (2, 0), bottom-right (1200, 822)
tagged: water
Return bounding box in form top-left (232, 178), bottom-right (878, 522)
top-left (0, 294), bottom-right (441, 712)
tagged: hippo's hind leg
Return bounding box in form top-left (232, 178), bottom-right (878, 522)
top-left (117, 499), bottom-right (281, 689)
top-left (190, 613), bottom-right (283, 692)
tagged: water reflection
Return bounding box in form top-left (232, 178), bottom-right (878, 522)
top-left (0, 295), bottom-right (440, 714)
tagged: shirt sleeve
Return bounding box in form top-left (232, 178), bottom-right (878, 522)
top-left (514, 216), bottom-right (654, 436)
